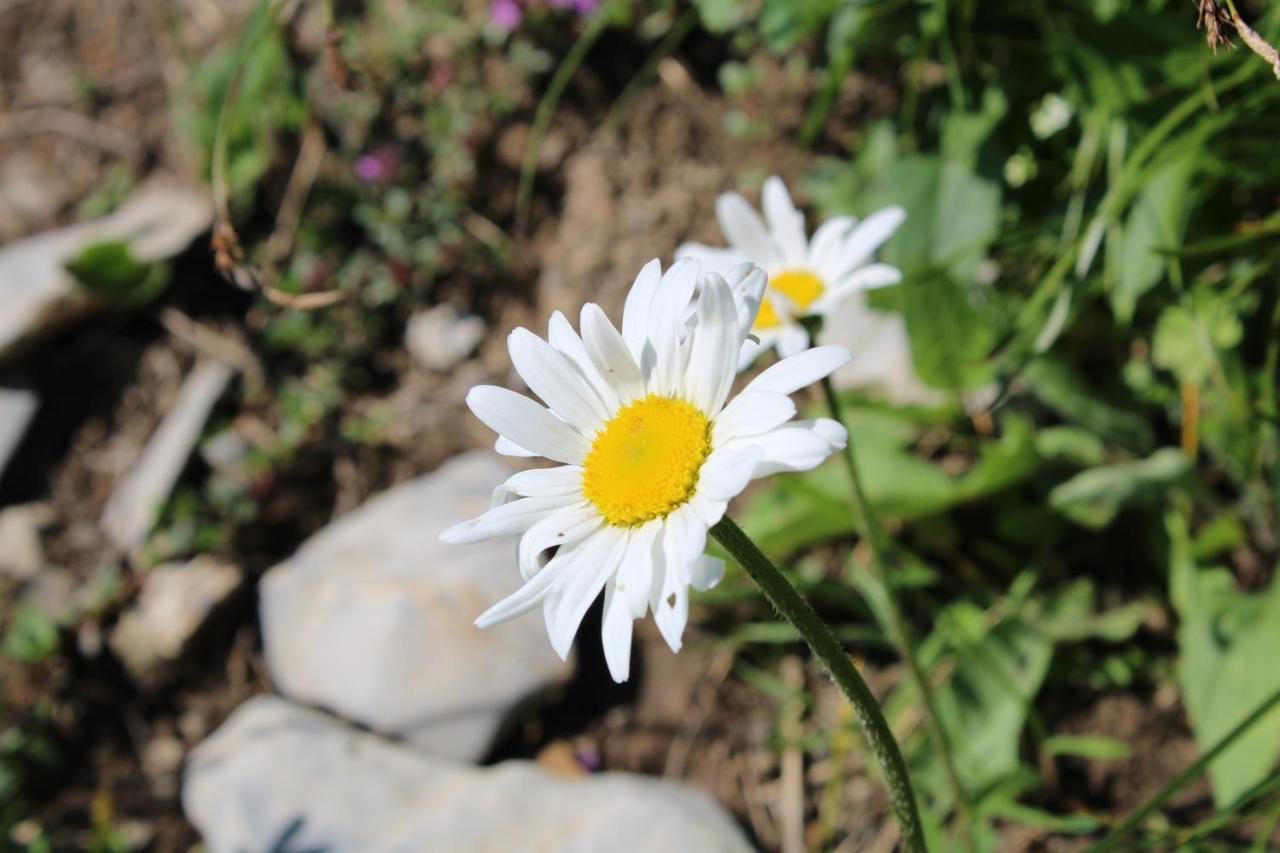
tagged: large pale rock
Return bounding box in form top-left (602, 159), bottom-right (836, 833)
top-left (259, 450), bottom-right (572, 762)
top-left (184, 696), bottom-right (751, 853)
top-left (0, 503), bottom-right (52, 580)
top-left (405, 304), bottom-right (487, 371)
top-left (0, 184), bottom-right (212, 361)
top-left (0, 377), bottom-right (39, 481)
top-left (100, 358), bottom-right (234, 553)
top-left (109, 556), bottom-right (242, 681)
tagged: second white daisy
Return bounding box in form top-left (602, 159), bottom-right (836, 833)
top-left (677, 175), bottom-right (906, 366)
top-left (440, 258), bottom-right (852, 682)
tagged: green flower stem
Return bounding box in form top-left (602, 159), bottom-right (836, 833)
top-left (819, 375), bottom-right (973, 844)
top-left (709, 515), bottom-right (927, 853)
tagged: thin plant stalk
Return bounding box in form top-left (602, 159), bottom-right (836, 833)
top-left (819, 374), bottom-right (973, 845)
top-left (709, 516), bottom-right (928, 853)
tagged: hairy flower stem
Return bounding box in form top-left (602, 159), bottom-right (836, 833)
top-left (709, 516), bottom-right (927, 853)
top-left (819, 375), bottom-right (973, 846)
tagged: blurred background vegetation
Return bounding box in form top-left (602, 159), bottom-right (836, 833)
top-left (2, 0), bottom-right (1279, 849)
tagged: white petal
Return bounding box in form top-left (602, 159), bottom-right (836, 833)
top-left (474, 548), bottom-right (573, 629)
top-left (724, 262), bottom-right (768, 339)
top-left (615, 520), bottom-right (660, 618)
top-left (440, 494), bottom-right (579, 545)
top-left (517, 502), bottom-right (601, 580)
top-left (600, 583), bottom-right (635, 682)
top-left (674, 242), bottom-right (748, 276)
top-left (653, 530), bottom-right (691, 653)
top-left (724, 417), bottom-right (848, 478)
top-left (808, 215), bottom-right (857, 270)
top-left (716, 192), bottom-right (778, 267)
top-left (737, 334), bottom-right (768, 371)
top-left (621, 258), bottom-right (663, 365)
top-left (690, 555), bottom-right (726, 591)
top-left (712, 392), bottom-right (796, 444)
top-left (495, 436), bottom-right (537, 457)
top-left (543, 526), bottom-right (629, 660)
top-left (814, 263), bottom-right (902, 313)
top-left (776, 325), bottom-right (810, 358)
top-left (580, 303), bottom-right (645, 404)
top-left (509, 328), bottom-right (610, 434)
top-left (827, 206), bottom-right (905, 281)
top-left (662, 505), bottom-right (708, 575)
top-left (743, 345), bottom-right (852, 397)
top-left (548, 311), bottom-right (622, 413)
top-left (696, 446), bottom-right (763, 502)
top-left (689, 492), bottom-right (729, 528)
top-left (500, 465), bottom-right (584, 498)
top-left (467, 385), bottom-right (590, 465)
top-left (762, 176), bottom-right (808, 266)
top-left (647, 259), bottom-right (699, 393)
top-left (683, 274), bottom-right (740, 415)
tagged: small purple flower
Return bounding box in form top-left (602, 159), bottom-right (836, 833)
top-left (490, 0), bottom-right (524, 29)
top-left (354, 147), bottom-right (400, 184)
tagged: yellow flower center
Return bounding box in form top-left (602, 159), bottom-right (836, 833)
top-left (754, 269), bottom-right (826, 330)
top-left (582, 394), bottom-right (711, 527)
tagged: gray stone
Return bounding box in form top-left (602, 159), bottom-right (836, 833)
top-left (259, 450), bottom-right (572, 762)
top-left (109, 556), bottom-right (242, 681)
top-left (405, 304), bottom-right (487, 371)
top-left (0, 378), bottom-right (39, 482)
top-left (100, 358), bottom-right (234, 553)
top-left (0, 184), bottom-right (213, 361)
top-left (183, 696), bottom-right (751, 853)
top-left (0, 503), bottom-right (52, 580)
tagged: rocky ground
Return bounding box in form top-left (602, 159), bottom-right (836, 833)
top-left (0, 3), bottom-right (1236, 851)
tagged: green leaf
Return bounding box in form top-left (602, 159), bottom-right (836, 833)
top-left (65, 240), bottom-right (171, 304)
top-left (1152, 289), bottom-right (1244, 386)
top-left (3, 607), bottom-right (59, 663)
top-left (1114, 147), bottom-right (1198, 323)
top-left (1169, 513), bottom-right (1280, 807)
top-left (1048, 448), bottom-right (1189, 529)
top-left (692, 0), bottom-right (749, 33)
top-left (899, 268), bottom-right (997, 391)
top-left (1043, 734), bottom-right (1133, 761)
top-left (1022, 357), bottom-right (1154, 451)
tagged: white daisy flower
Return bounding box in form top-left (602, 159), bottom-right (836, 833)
top-left (677, 175), bottom-right (906, 367)
top-left (440, 258), bottom-right (852, 682)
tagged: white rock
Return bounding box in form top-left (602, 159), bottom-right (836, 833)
top-left (0, 184), bottom-right (213, 361)
top-left (0, 378), bottom-right (39, 481)
top-left (406, 304), bottom-right (488, 371)
top-left (184, 695), bottom-right (751, 853)
top-left (100, 358), bottom-right (234, 553)
top-left (260, 450), bottom-right (571, 762)
top-left (109, 556), bottom-right (242, 680)
top-left (0, 503), bottom-right (53, 580)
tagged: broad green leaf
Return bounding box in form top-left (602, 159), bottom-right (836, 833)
top-left (692, 0), bottom-right (747, 33)
top-left (899, 268), bottom-right (997, 391)
top-left (1034, 426), bottom-right (1107, 467)
top-left (1152, 289), bottom-right (1244, 386)
top-left (1114, 147), bottom-right (1198, 323)
top-left (1048, 448), bottom-right (1189, 528)
top-left (1169, 513), bottom-right (1280, 807)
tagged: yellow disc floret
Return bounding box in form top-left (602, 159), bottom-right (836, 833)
top-left (754, 268), bottom-right (825, 330)
top-left (582, 394), bottom-right (712, 527)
